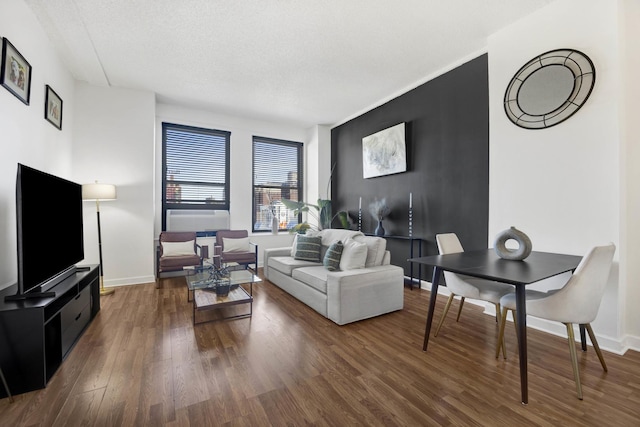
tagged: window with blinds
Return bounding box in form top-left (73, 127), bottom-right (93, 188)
top-left (162, 123), bottom-right (230, 223)
top-left (253, 136), bottom-right (303, 232)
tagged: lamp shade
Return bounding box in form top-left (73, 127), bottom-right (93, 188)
top-left (82, 183), bottom-right (117, 201)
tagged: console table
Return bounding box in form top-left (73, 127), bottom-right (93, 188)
top-left (0, 265), bottom-right (100, 398)
top-left (365, 234), bottom-right (423, 289)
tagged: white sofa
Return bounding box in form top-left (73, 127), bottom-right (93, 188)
top-left (263, 229), bottom-right (404, 325)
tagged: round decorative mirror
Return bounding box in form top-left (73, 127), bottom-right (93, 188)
top-left (504, 49), bottom-right (595, 130)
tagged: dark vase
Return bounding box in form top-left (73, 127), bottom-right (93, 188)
top-left (375, 220), bottom-right (385, 236)
top-left (215, 283), bottom-right (231, 297)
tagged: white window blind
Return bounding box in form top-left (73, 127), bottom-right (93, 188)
top-left (162, 123), bottom-right (230, 223)
top-left (252, 136), bottom-right (303, 232)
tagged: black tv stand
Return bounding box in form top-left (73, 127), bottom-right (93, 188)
top-left (0, 265), bottom-right (100, 398)
top-left (4, 291), bottom-right (57, 302)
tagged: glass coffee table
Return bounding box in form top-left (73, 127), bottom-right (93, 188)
top-left (185, 264), bottom-right (260, 325)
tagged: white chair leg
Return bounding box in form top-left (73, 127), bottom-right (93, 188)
top-left (566, 323), bottom-right (583, 400)
top-left (585, 323), bottom-right (608, 372)
top-left (434, 293), bottom-right (455, 337)
top-left (455, 296), bottom-right (466, 322)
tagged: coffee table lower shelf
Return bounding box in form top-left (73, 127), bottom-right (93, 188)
top-left (193, 285), bottom-right (253, 325)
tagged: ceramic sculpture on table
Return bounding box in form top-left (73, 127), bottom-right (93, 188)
top-left (493, 226), bottom-right (532, 261)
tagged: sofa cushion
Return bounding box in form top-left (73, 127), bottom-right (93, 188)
top-left (340, 238), bottom-right (367, 270)
top-left (323, 240), bottom-right (344, 271)
top-left (159, 254), bottom-right (200, 270)
top-left (269, 256), bottom-right (321, 276)
top-left (292, 266), bottom-right (329, 294)
top-left (318, 229), bottom-right (363, 247)
top-left (293, 235), bottom-right (322, 262)
top-left (353, 235), bottom-right (387, 267)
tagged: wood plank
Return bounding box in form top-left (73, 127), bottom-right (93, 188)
top-left (0, 270), bottom-right (638, 426)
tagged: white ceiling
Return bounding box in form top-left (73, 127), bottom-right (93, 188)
top-left (25, 0), bottom-right (556, 128)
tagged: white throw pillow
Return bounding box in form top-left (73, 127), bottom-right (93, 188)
top-left (290, 233), bottom-right (299, 257)
top-left (162, 240), bottom-right (196, 257)
top-left (339, 238), bottom-right (367, 270)
top-left (223, 237), bottom-right (250, 253)
top-left (353, 235), bottom-right (387, 267)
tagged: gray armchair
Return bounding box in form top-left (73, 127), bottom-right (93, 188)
top-left (156, 231), bottom-right (207, 284)
top-left (214, 230), bottom-right (257, 272)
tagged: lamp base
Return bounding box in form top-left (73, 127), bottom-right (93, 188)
top-left (99, 276), bottom-right (115, 296)
top-left (100, 287), bottom-right (115, 296)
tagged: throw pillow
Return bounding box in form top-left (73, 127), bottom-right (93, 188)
top-left (290, 230), bottom-right (319, 257)
top-left (162, 240), bottom-right (196, 257)
top-left (290, 233), bottom-right (299, 257)
top-left (293, 235), bottom-right (322, 262)
top-left (353, 235), bottom-right (387, 267)
top-left (339, 238), bottom-right (367, 270)
top-left (223, 237), bottom-right (250, 253)
top-left (323, 240), bottom-right (344, 271)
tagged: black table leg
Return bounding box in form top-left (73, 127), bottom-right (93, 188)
top-left (515, 285), bottom-right (528, 404)
top-left (580, 324), bottom-right (587, 351)
top-left (423, 267), bottom-right (441, 351)
top-left (418, 240), bottom-right (422, 286)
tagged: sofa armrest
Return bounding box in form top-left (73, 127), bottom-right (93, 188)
top-left (263, 247), bottom-right (293, 279)
top-left (326, 264), bottom-right (405, 325)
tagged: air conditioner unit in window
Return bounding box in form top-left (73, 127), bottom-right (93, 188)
top-left (166, 210), bottom-right (230, 232)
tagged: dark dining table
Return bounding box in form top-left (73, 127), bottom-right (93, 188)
top-left (409, 249), bottom-right (582, 404)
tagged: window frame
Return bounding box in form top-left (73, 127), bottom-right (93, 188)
top-left (252, 136), bottom-right (303, 233)
top-left (161, 122), bottom-right (231, 229)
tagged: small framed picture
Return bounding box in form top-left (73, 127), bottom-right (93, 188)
top-left (45, 85), bottom-right (63, 130)
top-left (0, 38), bottom-right (32, 105)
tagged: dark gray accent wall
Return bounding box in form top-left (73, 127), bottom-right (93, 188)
top-left (330, 54), bottom-right (489, 277)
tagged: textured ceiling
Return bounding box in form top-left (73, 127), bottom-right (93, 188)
top-left (25, 0), bottom-right (556, 128)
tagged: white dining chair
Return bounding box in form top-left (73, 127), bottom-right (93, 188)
top-left (496, 243), bottom-right (615, 400)
top-left (434, 233), bottom-right (514, 356)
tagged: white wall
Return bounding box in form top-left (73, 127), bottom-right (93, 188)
top-left (620, 0), bottom-right (640, 345)
top-left (73, 83), bottom-right (156, 287)
top-left (0, 0), bottom-right (76, 290)
top-left (155, 104), bottom-right (308, 263)
top-left (488, 0), bottom-right (637, 353)
top-left (305, 125), bottom-right (332, 228)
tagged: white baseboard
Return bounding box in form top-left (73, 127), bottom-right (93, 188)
top-left (104, 275), bottom-right (156, 287)
top-left (415, 279), bottom-right (640, 356)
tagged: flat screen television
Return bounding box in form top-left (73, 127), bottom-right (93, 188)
top-left (14, 163), bottom-right (84, 297)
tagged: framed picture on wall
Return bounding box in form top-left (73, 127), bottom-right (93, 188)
top-left (45, 85), bottom-right (63, 130)
top-left (0, 38), bottom-right (32, 105)
top-left (362, 122), bottom-right (407, 179)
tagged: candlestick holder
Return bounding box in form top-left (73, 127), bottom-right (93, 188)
top-left (408, 207), bottom-right (413, 237)
top-left (358, 208), bottom-right (362, 231)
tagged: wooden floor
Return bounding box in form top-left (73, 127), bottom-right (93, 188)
top-left (1, 271), bottom-right (639, 426)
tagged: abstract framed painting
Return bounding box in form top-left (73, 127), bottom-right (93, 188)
top-left (0, 38), bottom-right (32, 105)
top-left (45, 85), bottom-right (63, 130)
top-left (362, 122), bottom-right (406, 179)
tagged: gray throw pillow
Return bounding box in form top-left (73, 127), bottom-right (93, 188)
top-left (293, 235), bottom-right (322, 262)
top-left (323, 240), bottom-right (344, 271)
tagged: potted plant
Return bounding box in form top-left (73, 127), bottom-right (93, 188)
top-left (281, 164), bottom-right (351, 233)
top-left (281, 198), bottom-right (350, 232)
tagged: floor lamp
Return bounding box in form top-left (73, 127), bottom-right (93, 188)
top-left (82, 181), bottom-right (117, 296)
